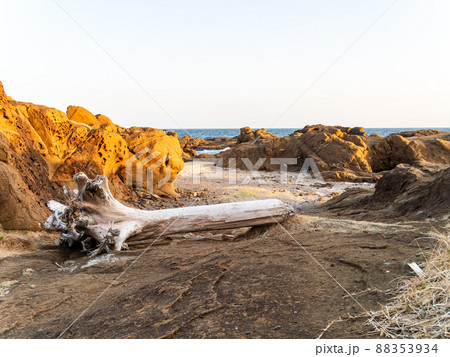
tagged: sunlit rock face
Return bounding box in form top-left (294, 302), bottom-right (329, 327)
top-left (219, 125), bottom-right (450, 183)
top-left (0, 80), bottom-right (184, 229)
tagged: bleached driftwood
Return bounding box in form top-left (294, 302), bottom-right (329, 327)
top-left (45, 173), bottom-right (294, 256)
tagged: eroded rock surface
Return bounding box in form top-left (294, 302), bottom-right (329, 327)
top-left (322, 163), bottom-right (450, 221)
top-left (178, 135), bottom-right (236, 160)
top-left (0, 215), bottom-right (434, 338)
top-left (218, 125), bottom-right (450, 183)
top-left (0, 80), bottom-right (184, 229)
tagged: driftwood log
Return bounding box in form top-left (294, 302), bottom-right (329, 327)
top-left (45, 173), bottom-right (294, 256)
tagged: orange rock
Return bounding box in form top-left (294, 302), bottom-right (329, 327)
top-left (67, 105), bottom-right (113, 128)
top-left (0, 81), bottom-right (6, 101)
top-left (237, 127), bottom-right (277, 143)
top-left (0, 80), bottom-right (186, 229)
top-left (119, 127), bottom-right (184, 197)
top-left (95, 114), bottom-right (114, 126)
top-left (53, 127), bottom-right (130, 181)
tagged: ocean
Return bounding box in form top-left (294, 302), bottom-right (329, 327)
top-left (166, 128), bottom-right (450, 140)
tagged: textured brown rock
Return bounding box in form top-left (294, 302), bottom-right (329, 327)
top-left (369, 132), bottom-right (450, 171)
top-left (397, 129), bottom-right (441, 137)
top-left (219, 125), bottom-right (449, 183)
top-left (294, 124), bottom-right (367, 137)
top-left (178, 135), bottom-right (236, 160)
top-left (179, 135), bottom-right (208, 150)
top-left (0, 147), bottom-right (7, 163)
top-left (237, 126), bottom-right (277, 143)
top-left (220, 126), bottom-right (375, 181)
top-left (322, 163), bottom-right (450, 220)
top-left (166, 130), bottom-right (178, 138)
top-left (0, 161), bottom-right (48, 230)
top-left (0, 213), bottom-right (434, 338)
top-left (0, 133), bottom-right (59, 230)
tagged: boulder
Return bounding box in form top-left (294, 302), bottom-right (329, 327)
top-left (118, 127), bottom-right (184, 197)
top-left (237, 127), bottom-right (277, 143)
top-left (178, 135), bottom-right (208, 149)
top-left (67, 106), bottom-right (113, 127)
top-left (322, 163), bottom-right (450, 221)
top-left (294, 124), bottom-right (367, 137)
top-left (369, 132), bottom-right (450, 171)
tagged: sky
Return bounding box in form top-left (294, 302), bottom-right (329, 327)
top-left (1, 0), bottom-right (449, 129)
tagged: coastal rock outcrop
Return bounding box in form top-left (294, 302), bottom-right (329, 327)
top-left (67, 105), bottom-right (114, 127)
top-left (237, 126), bottom-right (278, 143)
top-left (218, 125), bottom-right (449, 183)
top-left (0, 80), bottom-right (184, 229)
top-left (368, 133), bottom-right (450, 171)
top-left (0, 133), bottom-right (60, 230)
top-left (179, 134), bottom-right (236, 159)
top-left (219, 126), bottom-right (377, 182)
top-left (322, 163), bottom-right (450, 220)
top-left (118, 127), bottom-right (184, 197)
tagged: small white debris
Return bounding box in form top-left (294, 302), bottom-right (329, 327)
top-left (81, 254), bottom-right (133, 269)
top-left (56, 261), bottom-right (77, 273)
top-left (47, 200), bottom-right (67, 212)
top-left (408, 262), bottom-right (424, 277)
top-left (58, 266), bottom-right (77, 273)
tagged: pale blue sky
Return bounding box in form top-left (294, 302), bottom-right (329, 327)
top-left (1, 0), bottom-right (449, 129)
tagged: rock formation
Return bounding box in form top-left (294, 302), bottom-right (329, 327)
top-left (0, 132), bottom-right (60, 230)
top-left (178, 135), bottom-right (236, 159)
top-left (322, 162), bottom-right (450, 221)
top-left (67, 105), bottom-right (113, 127)
top-left (237, 126), bottom-right (278, 143)
top-left (219, 125), bottom-right (376, 181)
top-left (368, 133), bottom-right (450, 172)
top-left (0, 80), bottom-right (184, 229)
top-left (118, 127), bottom-right (184, 197)
top-left (218, 125), bottom-right (450, 182)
